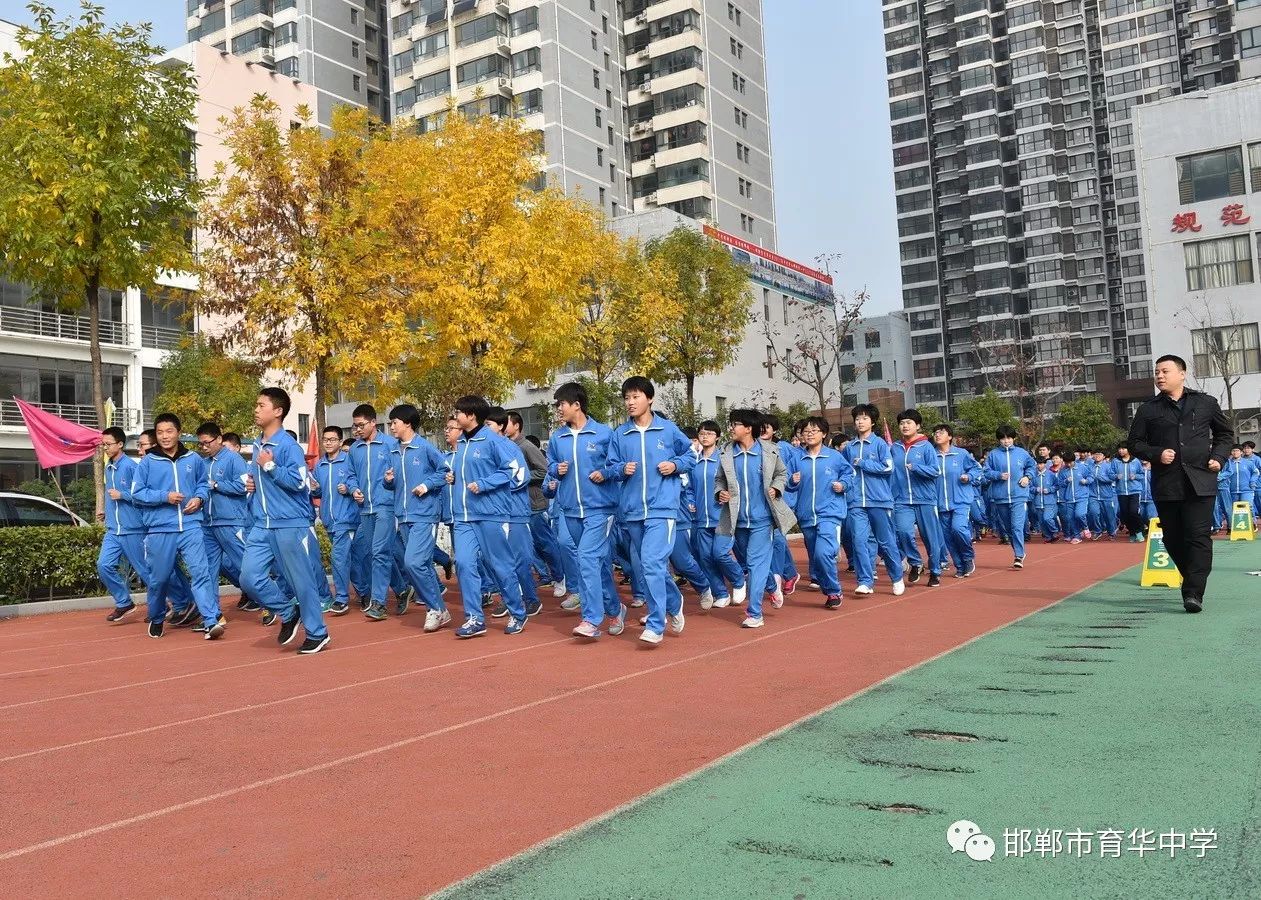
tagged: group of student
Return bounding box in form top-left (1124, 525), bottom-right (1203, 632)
top-left (97, 378), bottom-right (1191, 655)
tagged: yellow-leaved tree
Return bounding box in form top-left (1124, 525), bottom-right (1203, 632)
top-left (197, 98), bottom-right (406, 432)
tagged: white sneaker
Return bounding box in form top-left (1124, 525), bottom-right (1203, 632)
top-left (741, 615), bottom-right (764, 629)
top-left (560, 594), bottom-right (581, 611)
top-left (731, 584), bottom-right (747, 606)
top-left (699, 589), bottom-right (714, 610)
top-left (770, 589), bottom-right (784, 609)
top-left (854, 584), bottom-right (874, 595)
top-left (609, 603), bottom-right (628, 636)
top-left (640, 629), bottom-right (664, 645)
top-left (712, 594), bottom-right (730, 608)
top-left (667, 611), bottom-right (685, 634)
top-left (773, 573), bottom-right (783, 594)
top-left (892, 580), bottom-right (906, 596)
top-left (639, 613), bottom-right (648, 626)
top-left (630, 596), bottom-right (645, 608)
top-left (423, 609), bottom-right (452, 633)
top-left (551, 580), bottom-right (567, 598)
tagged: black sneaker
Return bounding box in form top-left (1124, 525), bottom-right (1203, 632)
top-left (277, 615), bottom-right (300, 646)
top-left (298, 635), bottom-right (330, 654)
top-left (998, 536), bottom-right (1008, 545)
top-left (907, 564), bottom-right (922, 585)
top-left (490, 597), bottom-right (510, 618)
top-left (395, 588), bottom-right (413, 617)
top-left (927, 573), bottom-right (941, 587)
top-left (260, 610), bottom-right (278, 626)
top-left (824, 594), bottom-right (843, 610)
top-left (239, 597), bottom-right (261, 612)
top-left (171, 605), bottom-right (200, 628)
top-left (442, 561), bottom-right (454, 581)
top-left (106, 601), bottom-right (136, 623)
top-left (526, 598), bottom-right (542, 617)
top-left (1012, 557), bottom-right (1024, 570)
top-left (148, 620), bottom-right (164, 639)
top-left (1183, 596), bottom-right (1203, 614)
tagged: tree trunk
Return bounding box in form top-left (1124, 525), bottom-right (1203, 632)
top-left (313, 357), bottom-right (327, 441)
top-left (685, 372), bottom-right (695, 412)
top-left (86, 276), bottom-right (105, 520)
top-left (1224, 377), bottom-right (1238, 437)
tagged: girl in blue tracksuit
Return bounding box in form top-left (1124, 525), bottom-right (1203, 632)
top-left (982, 427), bottom-right (1037, 567)
top-left (1055, 455), bottom-right (1092, 543)
top-left (1032, 461), bottom-right (1060, 542)
top-left (1113, 448), bottom-right (1146, 541)
top-left (1088, 451), bottom-right (1118, 539)
top-left (840, 404), bottom-right (905, 594)
top-left (930, 426), bottom-right (984, 576)
top-left (892, 410), bottom-right (945, 585)
top-left (311, 425), bottom-right (359, 614)
top-left (691, 420), bottom-right (747, 608)
top-left (792, 417), bottom-right (853, 606)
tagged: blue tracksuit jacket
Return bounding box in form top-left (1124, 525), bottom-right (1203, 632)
top-left (546, 418), bottom-right (621, 517)
top-left (348, 432), bottom-right (396, 515)
top-left (607, 413), bottom-right (696, 521)
top-left (842, 436), bottom-right (895, 509)
top-left (983, 446), bottom-right (1037, 504)
top-left (311, 451), bottom-right (360, 532)
top-left (934, 446), bottom-right (984, 511)
top-left (386, 435), bottom-right (448, 523)
top-left (130, 446), bottom-right (210, 532)
top-left (892, 436), bottom-right (939, 506)
top-left (793, 446), bottom-right (854, 527)
top-left (104, 454), bottom-right (144, 535)
top-left (450, 425), bottom-right (526, 522)
top-left (205, 446), bottom-right (250, 526)
top-left (248, 429), bottom-right (315, 529)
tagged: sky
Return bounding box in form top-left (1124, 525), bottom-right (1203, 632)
top-left (6, 1), bottom-right (900, 314)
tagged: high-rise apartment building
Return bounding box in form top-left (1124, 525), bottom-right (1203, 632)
top-left (883, 0), bottom-right (1255, 423)
top-left (187, 0), bottom-right (391, 125)
top-left (387, 0), bottom-right (777, 246)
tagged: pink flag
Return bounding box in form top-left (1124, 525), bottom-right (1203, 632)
top-left (13, 397), bottom-right (103, 469)
top-left (882, 420), bottom-right (894, 446)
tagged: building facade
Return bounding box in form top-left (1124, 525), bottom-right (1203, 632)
top-left (1137, 78), bottom-right (1261, 438)
top-left (837, 311), bottom-right (914, 419)
top-left (883, 0), bottom-right (1257, 424)
top-left (387, 0), bottom-right (777, 244)
top-left (504, 208), bottom-right (826, 437)
top-left (187, 0), bottom-right (390, 125)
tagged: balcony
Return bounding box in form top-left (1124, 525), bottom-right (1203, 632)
top-left (0, 398), bottom-right (139, 430)
top-left (141, 325), bottom-right (187, 350)
top-left (0, 306), bottom-right (132, 346)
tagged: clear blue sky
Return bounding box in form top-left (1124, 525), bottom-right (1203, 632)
top-left (8, 1), bottom-right (900, 313)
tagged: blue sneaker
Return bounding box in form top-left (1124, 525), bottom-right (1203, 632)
top-left (320, 597), bottom-right (334, 614)
top-left (455, 618), bottom-right (486, 639)
top-left (364, 601), bottom-right (388, 622)
top-left (504, 615), bottom-right (526, 635)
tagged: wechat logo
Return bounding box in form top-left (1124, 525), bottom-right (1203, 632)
top-left (948, 820), bottom-right (996, 862)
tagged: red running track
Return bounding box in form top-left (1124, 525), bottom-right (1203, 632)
top-left (0, 540), bottom-right (1139, 898)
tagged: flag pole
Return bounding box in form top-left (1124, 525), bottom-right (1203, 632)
top-left (51, 465), bottom-right (72, 512)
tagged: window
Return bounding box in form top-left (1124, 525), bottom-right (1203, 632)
top-left (597, 148), bottom-right (604, 166)
top-left (353, 74), bottom-right (361, 92)
top-left (766, 345), bottom-right (775, 379)
top-left (457, 14), bottom-right (506, 46)
top-left (591, 30), bottom-right (598, 50)
top-left (298, 413), bottom-right (310, 442)
top-left (1192, 323), bottom-right (1261, 377)
top-left (350, 8), bottom-right (358, 24)
top-left (1177, 148), bottom-right (1245, 204)
top-left (510, 7), bottom-right (538, 35)
top-left (1184, 235), bottom-right (1254, 291)
top-left (732, 73), bottom-right (746, 93)
top-left (1240, 26), bottom-right (1261, 58)
top-left (864, 330), bottom-right (881, 349)
top-left (276, 56), bottom-right (299, 78)
top-left (593, 69), bottom-right (600, 89)
top-left (352, 40), bottom-right (359, 59)
top-left (1250, 143), bottom-right (1261, 194)
top-left (5, 496), bottom-right (75, 527)
top-left (866, 361), bottom-right (883, 382)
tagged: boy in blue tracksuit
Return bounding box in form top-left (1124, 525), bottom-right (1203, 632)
top-left (311, 424), bottom-right (360, 616)
top-left (673, 463), bottom-right (714, 604)
top-left (1113, 446), bottom-right (1146, 541)
top-left (1056, 454), bottom-right (1092, 543)
top-left (691, 419), bottom-right (747, 608)
top-left (792, 416), bottom-right (853, 608)
top-left (239, 388), bottom-right (330, 654)
top-left (930, 424), bottom-right (983, 577)
top-left (196, 422), bottom-right (258, 611)
top-left (1088, 449), bottom-right (1118, 539)
top-left (381, 404), bottom-right (451, 629)
top-left (607, 376), bottom-right (696, 645)
top-left (547, 383), bottom-right (624, 638)
top-left (347, 403), bottom-right (409, 612)
top-left (892, 409), bottom-right (946, 587)
top-left (982, 426), bottom-right (1037, 568)
top-left (760, 416), bottom-right (801, 597)
top-left (506, 411), bottom-right (565, 596)
top-left (485, 405), bottom-right (541, 620)
top-left (129, 413), bottom-right (224, 640)
top-left (448, 394), bottom-right (529, 638)
top-left (1031, 460), bottom-right (1061, 542)
top-left (99, 427), bottom-right (164, 623)
top-left (841, 404), bottom-right (905, 595)
top-left (1139, 462), bottom-right (1157, 524)
top-left (1243, 441), bottom-right (1261, 518)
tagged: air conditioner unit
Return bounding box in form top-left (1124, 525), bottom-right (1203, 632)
top-left (497, 75), bottom-right (512, 91)
top-left (636, 13), bottom-right (648, 25)
top-left (1240, 418), bottom-right (1259, 435)
top-left (646, 192), bottom-right (658, 204)
top-left (640, 79), bottom-right (652, 93)
top-left (497, 36), bottom-right (511, 53)
top-left (637, 48), bottom-right (650, 60)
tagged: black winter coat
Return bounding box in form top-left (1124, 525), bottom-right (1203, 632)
top-left (1126, 388), bottom-right (1234, 500)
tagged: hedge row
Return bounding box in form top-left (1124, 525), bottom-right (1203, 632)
top-left (0, 526), bottom-right (333, 605)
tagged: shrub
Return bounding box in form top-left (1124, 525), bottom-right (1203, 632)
top-left (0, 526), bottom-right (109, 604)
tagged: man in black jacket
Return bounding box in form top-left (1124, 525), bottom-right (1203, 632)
top-left (1127, 354), bottom-right (1234, 612)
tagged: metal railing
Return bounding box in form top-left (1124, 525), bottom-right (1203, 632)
top-left (141, 325), bottom-right (187, 350)
top-left (0, 305), bottom-right (132, 345)
top-left (0, 398), bottom-right (138, 429)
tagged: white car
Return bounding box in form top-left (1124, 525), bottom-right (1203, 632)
top-left (0, 492), bottom-right (90, 528)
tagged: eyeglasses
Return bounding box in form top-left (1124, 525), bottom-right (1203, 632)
top-left (197, 438), bottom-right (218, 448)
top-left (351, 422), bottom-right (370, 431)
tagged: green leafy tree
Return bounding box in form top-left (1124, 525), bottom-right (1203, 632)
top-left (954, 388), bottom-right (1019, 448)
top-left (645, 227), bottom-right (750, 409)
top-left (0, 3), bottom-right (200, 514)
top-left (153, 337), bottom-right (262, 436)
top-left (1048, 395), bottom-right (1125, 451)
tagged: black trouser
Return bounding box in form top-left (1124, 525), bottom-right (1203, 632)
top-left (1155, 496), bottom-right (1216, 600)
top-left (1118, 494), bottom-right (1143, 536)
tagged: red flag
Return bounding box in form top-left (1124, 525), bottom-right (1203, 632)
top-left (14, 397), bottom-right (103, 469)
top-left (882, 419), bottom-right (893, 446)
top-left (305, 421), bottom-right (320, 468)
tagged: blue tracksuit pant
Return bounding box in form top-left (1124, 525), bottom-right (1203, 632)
top-left (733, 523), bottom-right (774, 619)
top-left (328, 527), bottom-right (355, 606)
top-left (894, 503), bottom-right (945, 575)
top-left (453, 520), bottom-right (524, 623)
top-left (692, 527), bottom-right (745, 600)
top-left (242, 526), bottom-right (326, 640)
top-left (399, 521), bottom-right (446, 612)
top-left (554, 513), bottom-right (581, 594)
top-left (848, 507), bottom-right (904, 588)
top-left (307, 526), bottom-right (332, 604)
top-left (801, 518), bottom-right (843, 595)
top-left (671, 526), bottom-right (709, 594)
top-left (98, 532), bottom-right (148, 608)
top-left (351, 512), bottom-right (407, 604)
top-left (841, 516), bottom-right (856, 570)
top-left (146, 529), bottom-right (221, 628)
top-left (1059, 500), bottom-right (1087, 540)
top-left (529, 510), bottom-right (564, 584)
top-left (937, 506), bottom-right (974, 573)
top-left (507, 520), bottom-right (538, 607)
top-left (767, 529), bottom-right (799, 592)
top-left (1034, 503), bottom-right (1060, 541)
top-left (624, 518), bottom-right (681, 634)
top-left (1089, 498), bottom-right (1118, 536)
top-left (993, 502), bottom-right (1028, 559)
top-left (565, 513), bottom-right (619, 626)
top-left (204, 524), bottom-right (249, 592)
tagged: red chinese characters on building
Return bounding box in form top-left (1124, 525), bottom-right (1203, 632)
top-left (1171, 212), bottom-right (1202, 233)
top-left (1221, 203), bottom-right (1251, 226)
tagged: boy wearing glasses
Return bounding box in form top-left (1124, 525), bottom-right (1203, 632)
top-left (196, 422), bottom-right (258, 612)
top-left (348, 404), bottom-right (411, 615)
top-left (310, 425), bottom-right (360, 616)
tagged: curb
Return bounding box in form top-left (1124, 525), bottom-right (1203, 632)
top-left (0, 584), bottom-right (242, 620)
